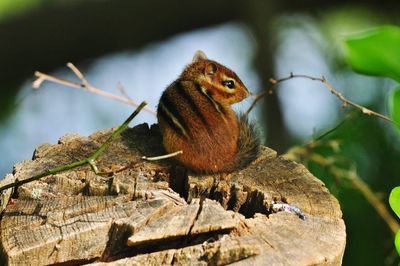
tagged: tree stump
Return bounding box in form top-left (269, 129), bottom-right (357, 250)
top-left (0, 124), bottom-right (346, 265)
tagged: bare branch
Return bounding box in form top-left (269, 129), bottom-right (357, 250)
top-left (67, 62), bottom-right (89, 88)
top-left (117, 82), bottom-right (133, 101)
top-left (33, 64), bottom-right (157, 115)
top-left (245, 90), bottom-right (270, 115)
top-left (247, 73), bottom-right (397, 125)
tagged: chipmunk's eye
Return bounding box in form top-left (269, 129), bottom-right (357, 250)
top-left (222, 80), bottom-right (235, 89)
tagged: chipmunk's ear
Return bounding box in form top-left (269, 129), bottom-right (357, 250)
top-left (192, 50), bottom-right (208, 62)
top-left (205, 62), bottom-right (217, 76)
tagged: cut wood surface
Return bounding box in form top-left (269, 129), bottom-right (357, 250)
top-left (0, 123), bottom-right (346, 265)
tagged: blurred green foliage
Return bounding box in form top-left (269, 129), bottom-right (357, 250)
top-left (344, 25), bottom-right (400, 259)
top-left (389, 88), bottom-right (400, 132)
top-left (306, 112), bottom-right (400, 265)
top-left (285, 22), bottom-right (400, 265)
top-left (0, 0), bottom-right (43, 21)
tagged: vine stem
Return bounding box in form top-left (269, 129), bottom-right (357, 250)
top-left (0, 101), bottom-right (147, 194)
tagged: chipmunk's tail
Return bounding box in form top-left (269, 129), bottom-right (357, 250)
top-left (234, 113), bottom-right (261, 170)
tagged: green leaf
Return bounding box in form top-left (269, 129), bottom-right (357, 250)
top-left (389, 87), bottom-right (400, 133)
top-left (391, 187), bottom-right (400, 255)
top-left (389, 186), bottom-right (400, 218)
top-left (395, 231), bottom-right (400, 256)
top-left (344, 26), bottom-right (400, 83)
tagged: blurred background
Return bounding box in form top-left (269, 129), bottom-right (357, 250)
top-left (1, 0), bottom-right (400, 264)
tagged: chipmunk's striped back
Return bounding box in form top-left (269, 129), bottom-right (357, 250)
top-left (157, 51), bottom-right (260, 173)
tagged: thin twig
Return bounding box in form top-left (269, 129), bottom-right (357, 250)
top-left (247, 73), bottom-right (398, 126)
top-left (117, 82), bottom-right (133, 101)
top-left (320, 76), bottom-right (394, 123)
top-left (67, 62), bottom-right (90, 88)
top-left (142, 150), bottom-right (183, 161)
top-left (245, 90), bottom-right (269, 115)
top-left (33, 63), bottom-right (156, 115)
top-left (0, 101), bottom-right (148, 194)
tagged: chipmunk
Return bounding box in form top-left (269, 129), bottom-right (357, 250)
top-left (157, 51), bottom-right (260, 174)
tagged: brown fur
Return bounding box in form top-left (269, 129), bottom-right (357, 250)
top-left (157, 51), bottom-right (260, 173)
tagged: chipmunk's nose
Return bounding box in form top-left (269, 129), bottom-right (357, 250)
top-left (243, 87), bottom-right (250, 98)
